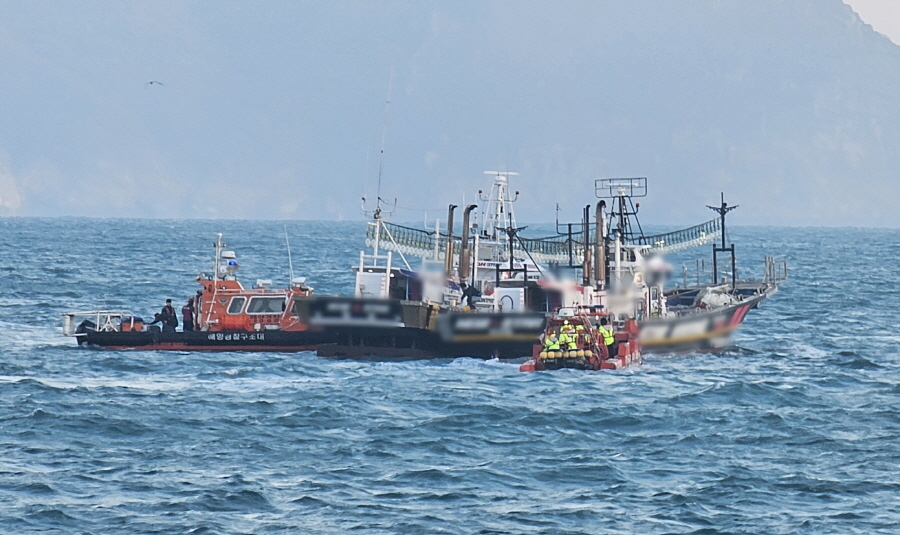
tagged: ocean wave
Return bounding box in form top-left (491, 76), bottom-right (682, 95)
top-left (1, 221), bottom-right (899, 534)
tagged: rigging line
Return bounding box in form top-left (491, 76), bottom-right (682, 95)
top-left (506, 227), bottom-right (545, 284)
top-left (513, 230), bottom-right (545, 278)
top-left (380, 223), bottom-right (412, 270)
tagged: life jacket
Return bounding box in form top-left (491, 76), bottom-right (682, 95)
top-left (598, 325), bottom-right (615, 346)
top-left (544, 335), bottom-right (560, 351)
top-left (559, 331), bottom-right (577, 349)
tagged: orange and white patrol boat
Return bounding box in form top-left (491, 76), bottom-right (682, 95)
top-left (63, 234), bottom-right (333, 351)
top-left (519, 309), bottom-right (641, 372)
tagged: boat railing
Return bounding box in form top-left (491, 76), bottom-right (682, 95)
top-left (372, 220), bottom-right (582, 263)
top-left (764, 255), bottom-right (788, 284)
top-left (367, 221), bottom-right (447, 259)
top-left (519, 234), bottom-right (579, 263)
top-left (358, 249), bottom-right (394, 271)
top-left (374, 218), bottom-right (733, 265)
top-left (62, 310), bottom-right (137, 337)
top-left (678, 254), bottom-right (788, 289)
top-left (679, 258), bottom-right (717, 288)
top-left (637, 218), bottom-right (722, 254)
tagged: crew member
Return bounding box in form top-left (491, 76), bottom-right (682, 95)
top-left (575, 323), bottom-right (587, 345)
top-left (558, 325), bottom-right (577, 353)
top-left (182, 298), bottom-right (195, 333)
top-left (543, 330), bottom-right (560, 357)
top-left (598, 317), bottom-right (615, 358)
top-left (149, 299), bottom-right (178, 332)
top-left (565, 326), bottom-right (578, 351)
top-left (160, 299), bottom-right (177, 332)
top-left (461, 283), bottom-right (481, 309)
top-left (194, 289), bottom-right (203, 330)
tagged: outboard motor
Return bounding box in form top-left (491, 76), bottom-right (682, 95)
top-left (74, 319), bottom-right (97, 346)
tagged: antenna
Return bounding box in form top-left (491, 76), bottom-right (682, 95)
top-left (480, 170), bottom-right (520, 243)
top-left (554, 203), bottom-right (569, 234)
top-left (375, 70), bottom-right (393, 207)
top-left (424, 214), bottom-right (441, 261)
top-left (594, 177), bottom-right (647, 242)
top-left (373, 69), bottom-right (395, 216)
top-left (284, 225), bottom-right (295, 282)
top-left (361, 70), bottom-right (398, 264)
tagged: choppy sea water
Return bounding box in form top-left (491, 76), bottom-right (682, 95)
top-left (0, 218), bottom-right (898, 534)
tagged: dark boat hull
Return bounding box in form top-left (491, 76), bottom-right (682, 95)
top-left (315, 291), bottom-right (774, 359)
top-left (79, 324), bottom-right (536, 359)
top-left (315, 323), bottom-right (542, 360)
top-left (309, 297), bottom-right (546, 359)
top-left (76, 288), bottom-right (772, 357)
top-left (80, 329), bottom-right (333, 352)
top-left (639, 290), bottom-right (772, 353)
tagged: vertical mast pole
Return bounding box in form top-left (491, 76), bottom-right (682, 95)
top-left (373, 210), bottom-right (381, 261)
top-left (433, 218), bottom-right (440, 261)
top-left (460, 204), bottom-right (477, 285)
top-left (583, 204), bottom-right (591, 286)
top-left (720, 192), bottom-right (727, 250)
top-left (707, 192), bottom-right (738, 287)
top-left (595, 200), bottom-right (606, 288)
top-left (214, 233), bottom-right (223, 279)
top-left (370, 71), bottom-right (394, 266)
top-left (445, 204), bottom-right (457, 277)
top-left (614, 233), bottom-right (622, 289)
top-left (284, 225), bottom-right (295, 282)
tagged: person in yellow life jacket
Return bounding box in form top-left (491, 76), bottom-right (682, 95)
top-left (556, 327), bottom-right (570, 352)
top-left (543, 331), bottom-right (560, 353)
top-left (561, 326), bottom-right (578, 351)
top-left (598, 317), bottom-right (616, 358)
top-left (575, 324), bottom-right (587, 345)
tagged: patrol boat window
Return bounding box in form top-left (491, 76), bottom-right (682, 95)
top-left (227, 296), bottom-right (246, 314)
top-left (247, 297), bottom-right (285, 314)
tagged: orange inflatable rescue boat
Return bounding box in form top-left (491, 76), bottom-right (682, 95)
top-left (519, 311), bottom-right (641, 372)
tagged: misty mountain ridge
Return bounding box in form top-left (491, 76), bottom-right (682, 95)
top-left (0, 0), bottom-right (898, 227)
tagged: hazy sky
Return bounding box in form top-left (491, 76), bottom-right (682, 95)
top-left (2, 1), bottom-right (899, 227)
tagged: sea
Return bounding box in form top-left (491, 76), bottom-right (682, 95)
top-left (1, 218), bottom-right (898, 534)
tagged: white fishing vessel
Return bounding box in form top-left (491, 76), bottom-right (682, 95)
top-left (325, 172), bottom-right (784, 358)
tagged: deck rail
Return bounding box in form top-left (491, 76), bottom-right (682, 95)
top-left (370, 217), bottom-right (727, 264)
top-left (62, 310), bottom-right (136, 337)
top-left (637, 218), bottom-right (722, 254)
